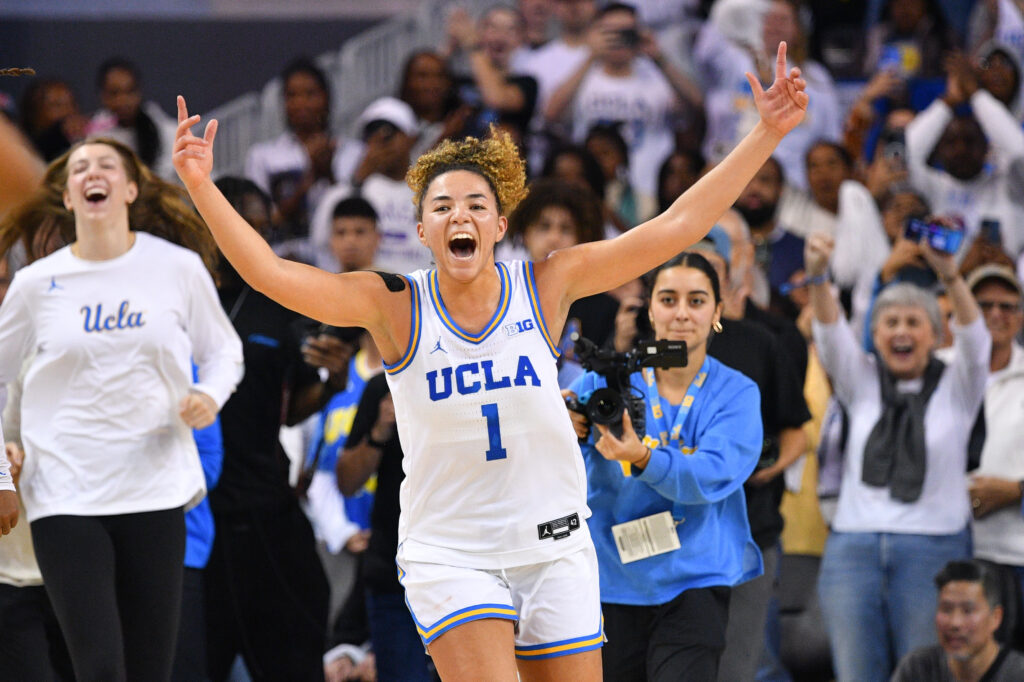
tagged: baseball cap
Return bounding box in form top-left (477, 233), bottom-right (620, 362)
top-left (356, 96), bottom-right (418, 138)
top-left (966, 264), bottom-right (1022, 296)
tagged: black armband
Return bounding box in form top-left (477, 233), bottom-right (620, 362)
top-left (372, 271), bottom-right (406, 292)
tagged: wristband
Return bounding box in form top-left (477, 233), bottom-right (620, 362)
top-left (778, 273), bottom-right (828, 295)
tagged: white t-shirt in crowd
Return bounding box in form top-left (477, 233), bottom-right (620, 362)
top-left (964, 343), bottom-right (1024, 565)
top-left (906, 89), bottom-right (1024, 259)
top-left (311, 175), bottom-right (431, 275)
top-left (0, 233), bottom-right (244, 522)
top-left (813, 314), bottom-right (990, 535)
top-left (695, 22), bottom-right (841, 190)
top-left (571, 58), bottom-right (676, 197)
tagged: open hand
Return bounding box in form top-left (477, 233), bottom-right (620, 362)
top-left (969, 476), bottom-right (1020, 519)
top-left (173, 96), bottom-right (219, 192)
top-left (747, 42), bottom-right (808, 139)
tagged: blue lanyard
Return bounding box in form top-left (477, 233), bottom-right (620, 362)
top-left (640, 356), bottom-right (710, 451)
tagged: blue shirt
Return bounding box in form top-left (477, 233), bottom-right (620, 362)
top-left (571, 356), bottom-right (764, 605)
top-left (185, 363), bottom-right (224, 570)
top-left (305, 352), bottom-right (377, 530)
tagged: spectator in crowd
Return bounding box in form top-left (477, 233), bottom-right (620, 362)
top-left (512, 0), bottom-right (597, 170)
top-left (960, 266), bottom-right (1024, 623)
top-left (445, 5), bottom-right (538, 142)
top-left (976, 40), bottom-right (1023, 121)
top-left (301, 197), bottom-right (381, 623)
top-left (905, 52), bottom-right (1024, 258)
top-left (202, 177), bottom-right (343, 682)
top-left (567, 251), bottom-right (764, 681)
top-left (397, 50), bottom-right (462, 160)
top-left (517, 0), bottom-right (552, 51)
top-left (864, 0), bottom-right (958, 80)
top-left (541, 143), bottom-right (607, 202)
top-left (656, 147), bottom-right (705, 214)
top-left (244, 57), bottom-right (361, 261)
top-left (733, 156), bottom-right (805, 311)
top-left (892, 560), bottom-right (1024, 681)
top-left (89, 57), bottom-right (177, 179)
top-left (547, 2), bottom-right (702, 203)
top-left (0, 138), bottom-right (243, 681)
top-left (332, 370), bottom-right (434, 682)
top-left (585, 123), bottom-right (653, 227)
top-left (311, 97), bottom-right (425, 274)
top-left (505, 178), bottom-right (616, 384)
top-left (696, 0), bottom-right (841, 190)
top-left (691, 237), bottom-right (811, 682)
top-left (805, 229), bottom-right (989, 682)
top-left (18, 77), bottom-right (87, 161)
top-left (842, 187), bottom-right (931, 343)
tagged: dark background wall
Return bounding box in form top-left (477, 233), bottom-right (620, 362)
top-left (0, 18), bottom-right (381, 118)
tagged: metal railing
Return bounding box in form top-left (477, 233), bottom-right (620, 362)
top-left (206, 0), bottom-right (492, 178)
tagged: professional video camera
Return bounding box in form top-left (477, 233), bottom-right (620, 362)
top-left (566, 336), bottom-right (687, 438)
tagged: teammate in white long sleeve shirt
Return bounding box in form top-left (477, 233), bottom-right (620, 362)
top-left (0, 137), bottom-right (243, 681)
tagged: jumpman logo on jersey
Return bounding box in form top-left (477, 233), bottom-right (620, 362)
top-left (430, 336), bottom-right (447, 354)
top-left (47, 276), bottom-right (64, 292)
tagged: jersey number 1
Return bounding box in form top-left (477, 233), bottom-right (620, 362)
top-left (481, 403), bottom-right (507, 461)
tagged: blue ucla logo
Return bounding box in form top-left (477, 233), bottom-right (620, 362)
top-left (80, 300), bottom-right (145, 333)
top-left (426, 355), bottom-right (540, 401)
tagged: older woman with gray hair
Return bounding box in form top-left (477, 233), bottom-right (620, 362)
top-left (803, 231), bottom-right (990, 682)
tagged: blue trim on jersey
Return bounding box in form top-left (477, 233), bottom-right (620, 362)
top-left (514, 619), bottom-right (604, 659)
top-left (428, 263), bottom-right (511, 344)
top-left (523, 261), bottom-right (560, 359)
top-left (384, 276), bottom-right (421, 375)
top-left (409, 602), bottom-right (519, 644)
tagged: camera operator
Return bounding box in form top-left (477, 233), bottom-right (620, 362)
top-left (565, 252), bottom-right (764, 680)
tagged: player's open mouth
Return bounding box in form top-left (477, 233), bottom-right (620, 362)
top-left (448, 232), bottom-right (477, 260)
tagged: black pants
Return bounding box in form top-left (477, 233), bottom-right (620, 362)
top-left (204, 500), bottom-right (329, 682)
top-left (172, 567), bottom-right (209, 682)
top-left (602, 585), bottom-right (731, 682)
top-left (31, 507), bottom-right (186, 682)
top-left (0, 583), bottom-right (73, 681)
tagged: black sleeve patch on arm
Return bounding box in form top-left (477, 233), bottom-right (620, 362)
top-left (373, 270), bottom-right (407, 292)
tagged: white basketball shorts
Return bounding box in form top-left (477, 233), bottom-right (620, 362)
top-left (397, 543), bottom-right (603, 660)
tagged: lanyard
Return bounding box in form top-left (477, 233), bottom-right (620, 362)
top-left (639, 356), bottom-right (710, 451)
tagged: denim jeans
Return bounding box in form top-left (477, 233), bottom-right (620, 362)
top-left (817, 528), bottom-right (971, 682)
top-left (365, 589), bottom-right (433, 682)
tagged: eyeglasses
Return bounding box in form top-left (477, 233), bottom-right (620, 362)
top-left (978, 300), bottom-right (1023, 313)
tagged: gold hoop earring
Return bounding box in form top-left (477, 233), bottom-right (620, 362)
top-left (713, 320), bottom-right (723, 334)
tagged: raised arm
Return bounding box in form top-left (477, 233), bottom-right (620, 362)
top-left (172, 97), bottom-right (409, 362)
top-left (539, 42), bottom-right (808, 309)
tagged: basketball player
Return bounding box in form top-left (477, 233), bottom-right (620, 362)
top-left (173, 42), bottom-right (807, 682)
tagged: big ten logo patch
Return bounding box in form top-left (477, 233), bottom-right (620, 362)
top-left (503, 319), bottom-right (534, 337)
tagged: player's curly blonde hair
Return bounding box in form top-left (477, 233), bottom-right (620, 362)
top-left (406, 128), bottom-right (527, 219)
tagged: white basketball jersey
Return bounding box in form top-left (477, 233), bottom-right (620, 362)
top-left (385, 261), bottom-right (591, 569)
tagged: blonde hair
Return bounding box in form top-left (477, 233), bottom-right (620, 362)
top-left (406, 128), bottom-right (527, 219)
top-left (0, 137), bottom-right (219, 273)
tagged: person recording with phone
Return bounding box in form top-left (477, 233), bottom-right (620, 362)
top-left (905, 49), bottom-right (1024, 259)
top-left (545, 2), bottom-right (702, 208)
top-left (805, 229), bottom-right (989, 682)
top-left (565, 252), bottom-right (764, 681)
